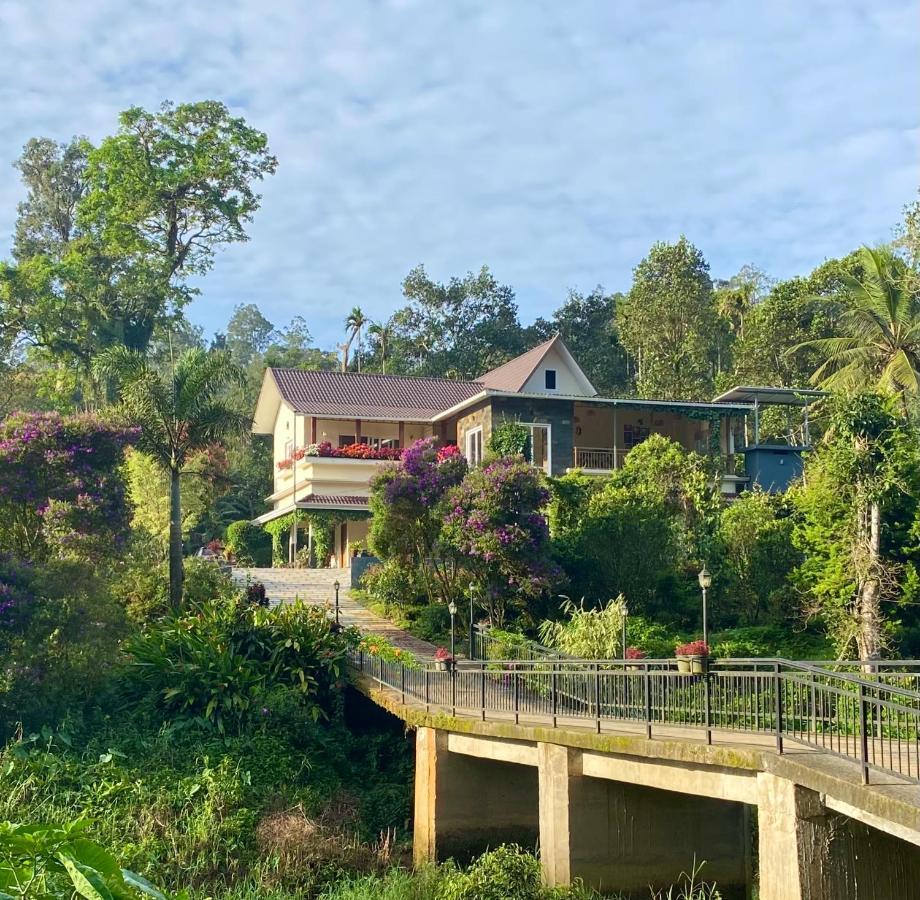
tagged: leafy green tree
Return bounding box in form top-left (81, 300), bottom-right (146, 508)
top-left (367, 318), bottom-right (395, 374)
top-left (0, 103), bottom-right (276, 405)
top-left (392, 264), bottom-right (526, 378)
top-left (617, 237), bottom-right (720, 399)
top-left (530, 288), bottom-right (629, 394)
top-left (714, 491), bottom-right (800, 626)
top-left (95, 347), bottom-right (247, 610)
top-left (795, 247), bottom-right (920, 403)
top-left (792, 393), bottom-right (920, 658)
top-left (225, 303), bottom-right (275, 366)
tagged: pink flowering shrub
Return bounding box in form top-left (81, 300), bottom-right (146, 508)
top-left (0, 411), bottom-right (134, 562)
top-left (625, 646), bottom-right (647, 660)
top-left (442, 457), bottom-right (558, 626)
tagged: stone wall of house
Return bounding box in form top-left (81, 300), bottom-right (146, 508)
top-left (490, 397), bottom-right (575, 476)
top-left (456, 400), bottom-right (493, 457)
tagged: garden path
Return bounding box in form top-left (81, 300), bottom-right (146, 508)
top-left (230, 567), bottom-right (439, 659)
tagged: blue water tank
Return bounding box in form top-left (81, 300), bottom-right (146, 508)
top-left (742, 444), bottom-right (805, 493)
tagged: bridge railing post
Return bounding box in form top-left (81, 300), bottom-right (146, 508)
top-left (594, 663), bottom-right (601, 734)
top-left (400, 664), bottom-right (406, 705)
top-left (704, 669), bottom-right (712, 745)
top-left (644, 663), bottom-right (652, 739)
top-left (774, 662), bottom-right (784, 755)
top-left (551, 668), bottom-right (558, 728)
top-left (513, 667), bottom-right (520, 725)
top-left (480, 663), bottom-right (486, 721)
top-left (858, 682), bottom-right (870, 784)
top-left (425, 668), bottom-right (430, 712)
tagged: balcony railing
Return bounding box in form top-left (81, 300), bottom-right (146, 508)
top-left (573, 447), bottom-right (628, 470)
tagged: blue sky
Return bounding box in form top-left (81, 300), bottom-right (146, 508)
top-left (1, 0), bottom-right (918, 349)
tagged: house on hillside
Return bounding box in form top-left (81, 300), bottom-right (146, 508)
top-left (250, 336), bottom-right (815, 567)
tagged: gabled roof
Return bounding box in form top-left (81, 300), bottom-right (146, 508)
top-left (255, 369), bottom-right (484, 429)
top-left (477, 335), bottom-right (596, 395)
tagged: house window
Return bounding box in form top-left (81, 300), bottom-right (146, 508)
top-left (465, 426), bottom-right (484, 467)
top-left (284, 439), bottom-right (294, 460)
top-left (623, 424), bottom-right (650, 449)
top-left (544, 369), bottom-right (557, 390)
top-left (338, 434), bottom-right (356, 448)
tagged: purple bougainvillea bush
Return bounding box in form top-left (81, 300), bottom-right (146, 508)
top-left (0, 411), bottom-right (134, 563)
top-left (442, 457), bottom-right (559, 626)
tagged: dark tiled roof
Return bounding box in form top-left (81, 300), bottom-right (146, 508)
top-left (297, 494), bottom-right (369, 509)
top-left (477, 336), bottom-right (559, 391)
top-left (270, 369), bottom-right (484, 420)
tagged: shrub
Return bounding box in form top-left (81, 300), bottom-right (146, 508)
top-left (226, 519), bottom-right (273, 567)
top-left (0, 819), bottom-right (177, 900)
top-left (0, 559), bottom-right (127, 739)
top-left (124, 598), bottom-right (353, 734)
top-left (360, 560), bottom-right (425, 610)
top-left (437, 845), bottom-right (542, 900)
top-left (539, 596), bottom-right (627, 659)
top-left (487, 420), bottom-right (531, 459)
top-left (357, 635), bottom-right (420, 669)
top-left (246, 582), bottom-right (268, 606)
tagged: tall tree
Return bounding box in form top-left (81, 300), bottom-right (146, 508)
top-left (342, 306), bottom-right (367, 372)
top-left (0, 103), bottom-right (277, 402)
top-left (368, 318), bottom-right (394, 374)
top-left (617, 237), bottom-right (719, 400)
top-left (94, 347), bottom-right (247, 610)
top-left (226, 303), bottom-right (275, 366)
top-left (795, 247), bottom-right (920, 403)
top-left (393, 265), bottom-right (526, 378)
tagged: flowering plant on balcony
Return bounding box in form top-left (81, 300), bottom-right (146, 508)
top-left (675, 639), bottom-right (710, 658)
top-left (276, 457), bottom-right (293, 470)
top-left (624, 646), bottom-right (647, 660)
top-left (277, 441), bottom-right (404, 469)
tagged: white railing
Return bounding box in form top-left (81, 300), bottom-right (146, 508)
top-left (573, 447), bottom-right (626, 470)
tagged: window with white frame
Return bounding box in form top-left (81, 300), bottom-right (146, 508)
top-left (465, 426), bottom-right (484, 467)
top-left (544, 369), bottom-right (557, 390)
top-left (520, 423), bottom-right (551, 474)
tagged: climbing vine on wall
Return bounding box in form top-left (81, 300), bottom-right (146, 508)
top-left (263, 509), bottom-right (370, 567)
top-left (617, 403), bottom-right (724, 456)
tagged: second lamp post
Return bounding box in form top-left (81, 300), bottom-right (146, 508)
top-left (698, 565), bottom-right (712, 648)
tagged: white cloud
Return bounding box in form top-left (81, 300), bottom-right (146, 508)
top-left (0, 0), bottom-right (917, 348)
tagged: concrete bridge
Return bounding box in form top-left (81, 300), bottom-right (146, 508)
top-left (351, 652), bottom-right (920, 900)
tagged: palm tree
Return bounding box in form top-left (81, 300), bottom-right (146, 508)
top-left (342, 306), bottom-right (367, 373)
top-left (795, 247), bottom-right (920, 402)
top-left (368, 318), bottom-right (394, 374)
top-left (94, 347), bottom-right (247, 611)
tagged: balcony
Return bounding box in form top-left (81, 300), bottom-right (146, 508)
top-left (572, 447), bottom-right (628, 471)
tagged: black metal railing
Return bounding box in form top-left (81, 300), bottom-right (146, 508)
top-left (350, 650), bottom-right (920, 786)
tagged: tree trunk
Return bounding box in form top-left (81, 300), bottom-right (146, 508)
top-left (856, 500), bottom-right (882, 665)
top-left (168, 466), bottom-right (184, 612)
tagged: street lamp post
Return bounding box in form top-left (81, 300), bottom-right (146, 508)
top-left (697, 566), bottom-right (712, 648)
top-left (448, 600), bottom-right (458, 661)
top-left (468, 582), bottom-right (476, 660)
top-left (333, 579), bottom-right (341, 626)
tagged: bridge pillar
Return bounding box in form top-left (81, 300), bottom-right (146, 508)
top-left (537, 742), bottom-right (751, 898)
top-left (757, 771), bottom-right (920, 900)
top-left (413, 727), bottom-right (539, 865)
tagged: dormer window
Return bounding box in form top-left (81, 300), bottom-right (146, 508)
top-left (544, 369), bottom-right (557, 390)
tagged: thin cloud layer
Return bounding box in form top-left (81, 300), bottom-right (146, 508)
top-left (1, 0), bottom-right (917, 346)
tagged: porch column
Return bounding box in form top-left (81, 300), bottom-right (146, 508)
top-left (288, 518), bottom-right (298, 565)
top-left (355, 419), bottom-right (362, 443)
top-left (310, 416), bottom-right (317, 443)
top-left (612, 405), bottom-right (618, 469)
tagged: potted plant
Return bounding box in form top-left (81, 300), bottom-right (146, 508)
top-left (625, 646), bottom-right (646, 670)
top-left (675, 640), bottom-right (710, 674)
top-left (434, 647), bottom-right (455, 671)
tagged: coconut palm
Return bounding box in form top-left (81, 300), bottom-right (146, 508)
top-left (795, 247), bottom-right (920, 402)
top-left (368, 318), bottom-right (394, 374)
top-left (94, 347), bottom-right (247, 611)
top-left (342, 306), bottom-right (367, 373)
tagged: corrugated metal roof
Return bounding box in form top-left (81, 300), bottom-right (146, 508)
top-left (297, 494), bottom-right (369, 509)
top-left (477, 336), bottom-right (559, 391)
top-left (269, 369), bottom-right (483, 421)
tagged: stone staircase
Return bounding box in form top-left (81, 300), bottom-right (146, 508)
top-left (230, 566), bottom-right (349, 606)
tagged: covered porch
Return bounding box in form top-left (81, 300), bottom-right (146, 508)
top-left (253, 495), bottom-right (371, 568)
